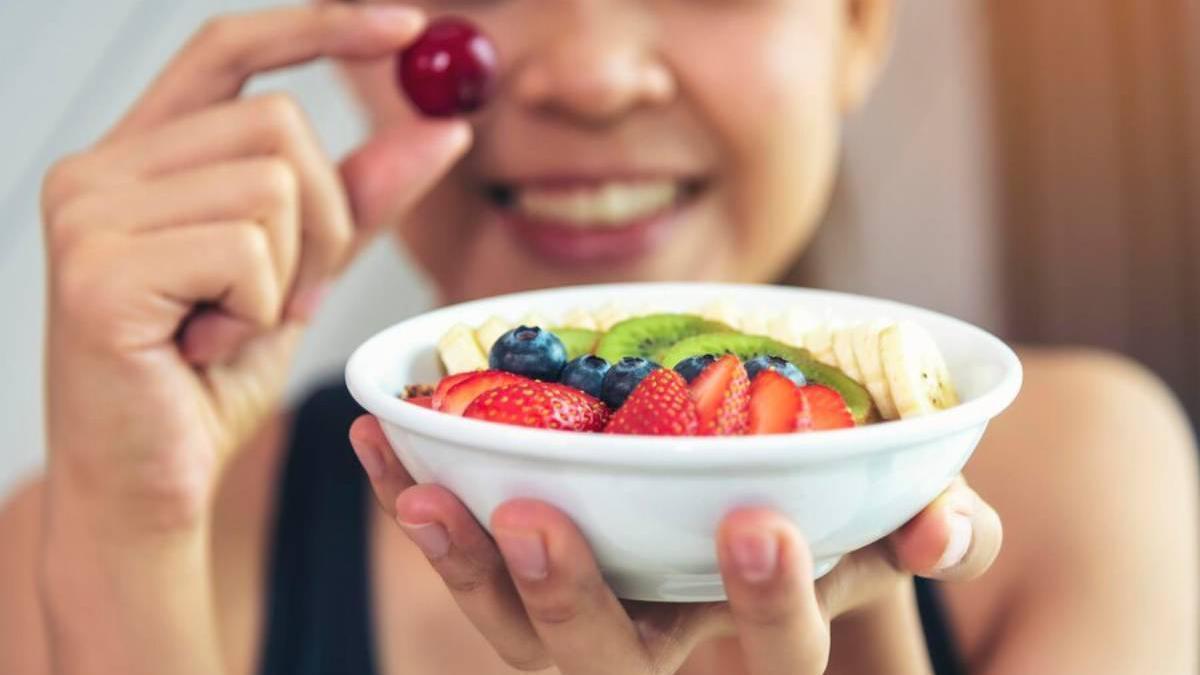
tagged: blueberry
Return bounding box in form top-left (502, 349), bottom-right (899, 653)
top-left (673, 354), bottom-right (717, 384)
top-left (600, 357), bottom-right (661, 409)
top-left (560, 355), bottom-right (610, 399)
top-left (744, 355), bottom-right (807, 387)
top-left (489, 326), bottom-right (567, 381)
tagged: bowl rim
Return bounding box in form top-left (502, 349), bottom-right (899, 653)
top-left (346, 283), bottom-right (1023, 469)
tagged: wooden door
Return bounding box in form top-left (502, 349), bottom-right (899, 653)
top-left (985, 0), bottom-right (1200, 420)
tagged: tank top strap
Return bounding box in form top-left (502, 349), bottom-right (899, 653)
top-left (259, 383), bottom-right (380, 675)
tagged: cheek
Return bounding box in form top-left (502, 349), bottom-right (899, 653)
top-left (674, 17), bottom-right (842, 274)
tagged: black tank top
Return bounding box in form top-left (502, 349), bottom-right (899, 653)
top-left (259, 383), bottom-right (966, 675)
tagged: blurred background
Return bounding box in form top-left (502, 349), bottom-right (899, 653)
top-left (1, 0), bottom-right (1196, 498)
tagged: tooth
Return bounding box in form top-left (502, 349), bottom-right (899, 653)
top-left (516, 181), bottom-right (679, 228)
top-left (569, 192), bottom-right (593, 224)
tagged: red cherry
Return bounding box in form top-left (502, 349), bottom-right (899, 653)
top-left (397, 17), bottom-right (498, 117)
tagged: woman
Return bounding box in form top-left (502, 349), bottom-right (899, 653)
top-left (2, 1), bottom-right (1196, 673)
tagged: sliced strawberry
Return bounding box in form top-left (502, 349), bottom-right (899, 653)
top-left (748, 370), bottom-right (802, 435)
top-left (464, 381), bottom-right (610, 431)
top-left (432, 371), bottom-right (477, 410)
top-left (605, 369), bottom-right (698, 436)
top-left (796, 384), bottom-right (855, 431)
top-left (688, 354), bottom-right (750, 435)
top-left (441, 370), bottom-right (530, 415)
top-left (406, 395), bottom-right (435, 409)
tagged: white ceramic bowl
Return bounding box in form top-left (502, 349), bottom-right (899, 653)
top-left (346, 283), bottom-right (1021, 602)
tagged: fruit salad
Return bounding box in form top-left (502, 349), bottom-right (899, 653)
top-left (409, 301), bottom-right (960, 436)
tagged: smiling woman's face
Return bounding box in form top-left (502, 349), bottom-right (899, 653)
top-left (341, 0), bottom-right (891, 303)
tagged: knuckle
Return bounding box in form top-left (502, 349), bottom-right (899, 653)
top-left (441, 554), bottom-right (504, 595)
top-left (525, 594), bottom-right (580, 626)
top-left (736, 596), bottom-right (794, 629)
top-left (498, 649), bottom-right (551, 672)
top-left (42, 154), bottom-right (90, 213)
top-left (260, 158), bottom-right (300, 199)
top-left (228, 221), bottom-right (273, 264)
top-left (247, 158), bottom-right (299, 211)
top-left (524, 577), bottom-right (606, 628)
top-left (254, 93), bottom-right (308, 139)
top-left (441, 570), bottom-right (488, 595)
top-left (195, 15), bottom-right (238, 52)
top-left (43, 198), bottom-right (89, 258)
top-left (316, 212), bottom-right (354, 255)
top-left (54, 244), bottom-right (117, 325)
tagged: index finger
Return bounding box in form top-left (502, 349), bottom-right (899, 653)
top-left (107, 4), bottom-right (424, 140)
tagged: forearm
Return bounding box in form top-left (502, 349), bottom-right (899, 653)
top-left (40, 483), bottom-right (224, 675)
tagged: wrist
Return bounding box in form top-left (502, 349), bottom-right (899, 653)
top-left (39, 486), bottom-right (222, 675)
top-left (44, 450), bottom-right (213, 538)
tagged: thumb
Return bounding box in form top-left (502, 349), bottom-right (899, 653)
top-left (339, 116), bottom-right (472, 256)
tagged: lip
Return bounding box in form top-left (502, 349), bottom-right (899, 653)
top-left (495, 205), bottom-right (683, 266)
top-left (486, 175), bottom-right (706, 266)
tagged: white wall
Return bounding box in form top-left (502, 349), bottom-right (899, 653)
top-left (804, 0), bottom-right (1002, 333)
top-left (0, 0), bottom-right (998, 498)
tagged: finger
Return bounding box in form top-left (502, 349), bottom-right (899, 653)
top-left (348, 414), bottom-right (416, 518)
top-left (59, 220), bottom-right (285, 354)
top-left (490, 499), bottom-right (652, 675)
top-left (90, 95), bottom-right (352, 319)
top-left (888, 476), bottom-right (1003, 581)
top-left (717, 508), bottom-right (830, 675)
top-left (109, 4), bottom-right (426, 139)
top-left (179, 311), bottom-right (260, 365)
top-left (813, 540), bottom-right (906, 620)
top-left (394, 486), bottom-right (550, 672)
top-left (120, 95), bottom-right (469, 311)
top-left (339, 117), bottom-right (472, 240)
top-left (53, 158), bottom-right (301, 296)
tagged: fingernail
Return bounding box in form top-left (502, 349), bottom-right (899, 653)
top-left (936, 513), bottom-right (973, 572)
top-left (349, 436), bottom-right (384, 480)
top-left (361, 6), bottom-right (423, 33)
top-left (400, 521), bottom-right (451, 560)
top-left (494, 530), bottom-right (548, 582)
top-left (730, 532), bottom-right (778, 584)
top-left (289, 283), bottom-right (330, 322)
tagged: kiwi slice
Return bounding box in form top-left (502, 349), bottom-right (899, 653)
top-left (551, 328), bottom-right (601, 361)
top-left (594, 314), bottom-right (731, 364)
top-left (661, 333), bottom-right (877, 424)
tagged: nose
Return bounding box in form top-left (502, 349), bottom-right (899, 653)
top-left (511, 5), bottom-right (675, 124)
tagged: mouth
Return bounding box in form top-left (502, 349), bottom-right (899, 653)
top-left (485, 177), bottom-right (708, 266)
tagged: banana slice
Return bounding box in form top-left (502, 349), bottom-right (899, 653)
top-left (740, 307), bottom-right (773, 336)
top-left (518, 312), bottom-right (552, 329)
top-left (594, 303), bottom-right (630, 331)
top-left (879, 321), bottom-right (960, 418)
top-left (851, 320), bottom-right (900, 420)
top-left (768, 307), bottom-right (817, 348)
top-left (699, 299), bottom-right (743, 330)
top-left (475, 316), bottom-right (513, 356)
top-left (831, 322), bottom-right (866, 385)
top-left (437, 323), bottom-right (488, 375)
top-left (803, 321), bottom-right (839, 367)
top-left (560, 308), bottom-right (599, 331)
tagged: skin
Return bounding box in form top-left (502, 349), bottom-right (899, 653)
top-left (0, 1), bottom-right (1197, 674)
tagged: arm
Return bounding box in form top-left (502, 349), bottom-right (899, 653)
top-left (34, 6), bottom-right (463, 673)
top-left (948, 349), bottom-right (1199, 674)
top-left (0, 480), bottom-right (51, 675)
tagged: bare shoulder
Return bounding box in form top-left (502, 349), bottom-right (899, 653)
top-left (944, 347), bottom-right (1198, 673)
top-left (0, 477), bottom-right (51, 674)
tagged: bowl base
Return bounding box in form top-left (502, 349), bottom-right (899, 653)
top-left (606, 555), bottom-right (842, 602)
